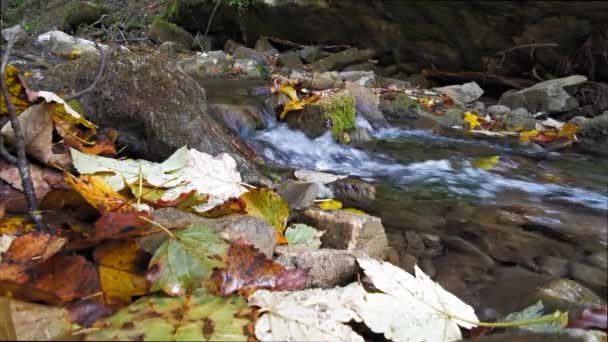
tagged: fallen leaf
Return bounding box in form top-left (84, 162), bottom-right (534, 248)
top-left (471, 156), bottom-right (500, 171)
top-left (63, 132), bottom-right (116, 157)
top-left (0, 235), bottom-right (15, 264)
top-left (279, 94), bottom-right (320, 120)
top-left (93, 211), bottom-right (151, 240)
top-left (285, 223), bottom-right (324, 249)
top-left (568, 305), bottom-right (607, 330)
top-left (503, 301), bottom-right (567, 333)
top-left (1, 103), bottom-right (71, 167)
top-left (342, 208), bottom-right (368, 216)
top-left (318, 199), bottom-right (343, 210)
top-left (148, 225), bottom-right (229, 296)
top-left (94, 240), bottom-right (150, 306)
top-left (248, 283), bottom-right (367, 342)
top-left (354, 257), bottom-right (479, 342)
top-left (464, 111), bottom-right (481, 130)
top-left (557, 122), bottom-right (577, 140)
top-left (0, 232), bottom-right (66, 273)
top-left (0, 216), bottom-right (34, 235)
top-left (84, 289), bottom-right (256, 341)
top-left (519, 130), bottom-right (539, 142)
top-left (241, 188), bottom-right (289, 233)
top-left (0, 254), bottom-right (100, 305)
top-left (6, 298), bottom-right (73, 341)
top-left (211, 237), bottom-right (307, 296)
top-left (128, 185), bottom-right (208, 209)
top-left (276, 84), bottom-right (299, 102)
top-left (65, 174), bottom-right (133, 214)
top-left (199, 197), bottom-right (246, 218)
top-left (0, 64), bottom-right (29, 116)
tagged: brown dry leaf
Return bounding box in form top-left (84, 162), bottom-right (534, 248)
top-left (0, 253), bottom-right (100, 305)
top-left (0, 160), bottom-right (66, 201)
top-left (65, 174), bottom-right (134, 214)
top-left (60, 125), bottom-right (117, 157)
top-left (93, 240), bottom-right (150, 306)
top-left (211, 237), bottom-right (307, 296)
top-left (199, 197), bottom-right (246, 218)
top-left (1, 103), bottom-right (71, 168)
top-left (0, 64), bottom-right (29, 116)
top-left (94, 211), bottom-right (151, 240)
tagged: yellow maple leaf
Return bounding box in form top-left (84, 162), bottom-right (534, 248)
top-left (464, 111), bottom-right (481, 130)
top-left (1, 64), bottom-right (30, 116)
top-left (519, 130), bottom-right (539, 142)
top-left (472, 156), bottom-right (500, 171)
top-left (279, 94), bottom-right (320, 120)
top-left (557, 123), bottom-right (577, 140)
top-left (276, 84), bottom-right (299, 102)
top-left (65, 174), bottom-right (134, 214)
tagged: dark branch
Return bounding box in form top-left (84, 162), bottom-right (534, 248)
top-left (201, 0), bottom-right (222, 52)
top-left (65, 41), bottom-right (107, 102)
top-left (1, 35), bottom-right (48, 232)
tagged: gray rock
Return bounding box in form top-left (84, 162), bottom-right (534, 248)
top-left (254, 37), bottom-right (279, 55)
top-left (31, 51), bottom-right (263, 183)
top-left (578, 111), bottom-right (608, 141)
top-left (487, 105), bottom-right (511, 118)
top-left (535, 256), bottom-right (569, 277)
top-left (587, 250), bottom-right (608, 270)
top-left (275, 249), bottom-right (357, 288)
top-left (232, 58), bottom-right (269, 80)
top-left (342, 62), bottom-right (376, 72)
top-left (158, 41), bottom-right (184, 55)
top-left (469, 330), bottom-right (605, 342)
top-left (327, 177), bottom-right (376, 208)
top-left (339, 71), bottom-right (376, 87)
top-left (345, 128), bottom-right (373, 144)
top-left (298, 208), bottom-right (388, 259)
top-left (568, 116), bottom-right (589, 127)
top-left (471, 101), bottom-right (486, 114)
top-left (535, 278), bottom-right (604, 314)
top-left (233, 46), bottom-right (268, 67)
top-left (276, 180), bottom-right (320, 210)
top-left (442, 235), bottom-right (495, 269)
top-left (64, 1), bottom-right (108, 31)
top-left (2, 25), bottom-right (28, 45)
top-left (344, 82), bottom-right (388, 129)
top-left (498, 75), bottom-right (587, 114)
top-left (37, 31), bottom-right (110, 57)
top-left (495, 209), bottom-right (526, 226)
top-left (313, 47), bottom-right (375, 72)
top-left (178, 51), bottom-right (233, 80)
top-left (510, 107), bottom-right (532, 117)
top-left (419, 258), bottom-right (437, 278)
top-left (207, 103), bottom-right (267, 136)
top-left (299, 45), bottom-right (323, 63)
top-left (277, 50), bottom-right (303, 67)
top-left (148, 18), bottom-right (193, 50)
top-left (435, 81), bottom-right (484, 104)
top-left (420, 233), bottom-right (441, 249)
top-left (568, 262), bottom-right (607, 296)
top-left (223, 39), bottom-right (243, 54)
top-left (402, 73), bottom-right (431, 88)
top-left (505, 115), bottom-right (538, 130)
top-left (151, 208), bottom-right (276, 257)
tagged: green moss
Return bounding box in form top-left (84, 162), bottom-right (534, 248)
top-left (319, 91), bottom-right (356, 140)
top-left (148, 17), bottom-right (194, 49)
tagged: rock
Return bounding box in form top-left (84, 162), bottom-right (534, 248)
top-left (233, 46), bottom-right (268, 67)
top-left (578, 111), bottom-right (608, 141)
top-left (495, 209), bottom-right (526, 226)
top-left (375, 77), bottom-right (412, 89)
top-left (277, 50), bottom-right (302, 67)
top-left (568, 116), bottom-right (589, 127)
top-left (471, 101), bottom-right (486, 113)
top-left (435, 81), bottom-right (484, 104)
top-left (233, 58), bottom-right (269, 80)
top-left (419, 258), bottom-right (436, 278)
top-left (487, 104), bottom-right (511, 118)
top-left (327, 177), bottom-right (376, 208)
top-left (2, 25), bottom-right (28, 45)
top-left (405, 230), bottom-right (425, 251)
top-left (294, 169), bottom-right (347, 184)
top-left (275, 249), bottom-right (357, 288)
top-left (178, 51), bottom-right (233, 80)
top-left (285, 89), bottom-right (356, 141)
top-left (420, 233), bottom-right (441, 249)
top-left (469, 330), bottom-right (604, 342)
top-left (342, 62), bottom-right (376, 72)
top-left (342, 128), bottom-right (372, 145)
top-left (402, 73), bottom-right (430, 88)
top-left (535, 278), bottom-right (604, 314)
top-left (29, 51), bottom-right (263, 183)
top-left (510, 107), bottom-right (532, 117)
top-left (568, 262), bottom-right (607, 296)
top-left (338, 71), bottom-right (375, 87)
top-left (535, 256), bottom-right (569, 277)
top-left (504, 114), bottom-right (537, 130)
top-left (298, 208), bottom-right (388, 259)
top-left (150, 208), bottom-right (276, 257)
top-left (344, 82), bottom-right (388, 129)
top-left (254, 37), bottom-right (278, 55)
top-left (192, 34), bottom-right (215, 51)
top-left (36, 31), bottom-right (110, 58)
top-left (223, 39), bottom-right (243, 54)
top-left (148, 18), bottom-right (193, 50)
top-left (441, 236), bottom-right (495, 269)
top-left (379, 93), bottom-right (465, 127)
top-left (299, 45), bottom-right (322, 63)
top-left (158, 41), bottom-right (184, 55)
top-left (207, 103), bottom-right (267, 136)
top-left (276, 180), bottom-right (320, 210)
top-left (498, 75), bottom-right (587, 114)
top-left (64, 1), bottom-right (108, 31)
top-left (587, 250), bottom-right (608, 270)
top-left (312, 47), bottom-right (375, 72)
top-left (380, 93), bottom-right (420, 120)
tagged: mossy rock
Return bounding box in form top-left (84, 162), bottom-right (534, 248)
top-left (285, 89), bottom-right (356, 142)
top-left (148, 18), bottom-right (194, 50)
top-left (65, 1), bottom-right (109, 31)
top-left (380, 93), bottom-right (465, 128)
top-left (534, 278), bottom-right (604, 315)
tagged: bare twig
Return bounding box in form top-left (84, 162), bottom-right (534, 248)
top-left (0, 135), bottom-right (17, 164)
top-left (201, 0), bottom-right (222, 52)
top-left (493, 43), bottom-right (558, 57)
top-left (65, 41), bottom-right (106, 102)
top-left (0, 36), bottom-right (48, 232)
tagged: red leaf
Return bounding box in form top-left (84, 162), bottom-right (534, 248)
top-left (211, 237), bottom-right (307, 296)
top-left (93, 211), bottom-right (151, 240)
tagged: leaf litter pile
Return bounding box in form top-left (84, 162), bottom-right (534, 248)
top-left (0, 63), bottom-right (591, 342)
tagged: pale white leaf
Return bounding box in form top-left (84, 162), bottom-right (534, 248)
top-left (160, 149), bottom-right (247, 212)
top-left (29, 90), bottom-right (90, 124)
top-left (248, 283), bottom-right (366, 342)
top-left (540, 118), bottom-right (564, 129)
top-left (355, 257), bottom-right (479, 342)
top-left (0, 235), bottom-right (16, 263)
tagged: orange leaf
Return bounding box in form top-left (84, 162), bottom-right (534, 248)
top-left (210, 237), bottom-right (307, 296)
top-left (65, 174), bottom-right (133, 214)
top-left (275, 230), bottom-right (289, 245)
top-left (199, 197), bottom-right (246, 218)
top-left (93, 211), bottom-right (151, 240)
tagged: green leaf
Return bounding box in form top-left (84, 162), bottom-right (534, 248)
top-left (242, 188), bottom-right (289, 233)
top-left (84, 290), bottom-right (255, 341)
top-left (285, 224), bottom-right (323, 249)
top-left (149, 226), bottom-right (229, 296)
top-left (503, 301), bottom-right (566, 333)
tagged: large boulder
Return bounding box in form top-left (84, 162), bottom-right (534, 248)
top-left (148, 18), bottom-right (194, 50)
top-left (28, 50), bottom-right (263, 182)
top-left (312, 47), bottom-right (376, 72)
top-left (344, 82), bottom-right (388, 129)
top-left (498, 75), bottom-right (587, 114)
top-left (64, 1), bottom-right (108, 31)
top-left (434, 81), bottom-right (484, 104)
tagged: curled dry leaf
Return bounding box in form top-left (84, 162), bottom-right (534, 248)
top-left (65, 174), bottom-right (134, 214)
top-left (0, 160), bottom-right (66, 201)
top-left (211, 237), bottom-right (307, 296)
top-left (84, 289), bottom-right (256, 341)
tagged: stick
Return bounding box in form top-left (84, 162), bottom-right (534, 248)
top-left (201, 0), bottom-right (222, 52)
top-left (64, 41), bottom-right (107, 102)
top-left (0, 35), bottom-right (48, 232)
top-left (493, 43), bottom-right (558, 57)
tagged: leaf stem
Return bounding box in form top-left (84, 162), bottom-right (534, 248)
top-left (448, 310), bottom-right (568, 329)
top-left (139, 216), bottom-right (176, 240)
